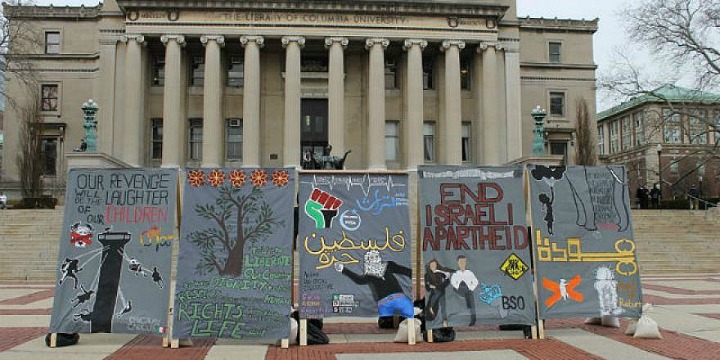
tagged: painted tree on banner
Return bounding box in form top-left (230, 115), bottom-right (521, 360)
top-left (187, 186), bottom-right (284, 276)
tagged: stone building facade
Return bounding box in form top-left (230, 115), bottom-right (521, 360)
top-left (1, 0), bottom-right (597, 188)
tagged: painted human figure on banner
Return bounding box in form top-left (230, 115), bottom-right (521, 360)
top-left (424, 259), bottom-right (453, 326)
top-left (450, 255), bottom-right (479, 326)
top-left (334, 250), bottom-right (414, 319)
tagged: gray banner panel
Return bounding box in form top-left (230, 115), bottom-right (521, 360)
top-left (419, 166), bottom-right (536, 329)
top-left (50, 168), bottom-right (178, 334)
top-left (528, 165), bottom-right (643, 319)
top-left (298, 172), bottom-right (413, 319)
top-left (173, 168), bottom-right (294, 340)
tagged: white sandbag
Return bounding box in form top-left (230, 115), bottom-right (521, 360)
top-left (394, 318), bottom-right (422, 343)
top-left (625, 318), bottom-right (637, 335)
top-left (601, 315), bottom-right (620, 328)
top-left (634, 303), bottom-right (661, 339)
top-left (584, 317), bottom-right (602, 325)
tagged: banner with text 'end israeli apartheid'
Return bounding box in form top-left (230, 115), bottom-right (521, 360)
top-left (419, 166), bottom-right (535, 329)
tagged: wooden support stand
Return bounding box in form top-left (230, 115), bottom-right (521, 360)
top-left (299, 319), bottom-right (308, 346)
top-left (49, 333), bottom-right (57, 348)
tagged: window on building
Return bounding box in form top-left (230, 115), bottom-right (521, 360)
top-left (41, 138), bottom-right (58, 175)
top-left (151, 118), bottom-right (163, 160)
top-left (460, 58), bottom-right (471, 90)
top-left (663, 108), bottom-right (681, 143)
top-left (609, 121), bottom-right (619, 154)
top-left (226, 118), bottom-right (243, 161)
top-left (550, 92), bottom-right (565, 117)
top-left (189, 118), bottom-right (203, 161)
top-left (634, 112), bottom-right (645, 146)
top-left (41, 84), bottom-right (59, 111)
top-left (423, 122), bottom-right (436, 163)
top-left (688, 109), bottom-right (707, 144)
top-left (597, 125), bottom-right (605, 155)
top-left (462, 122), bottom-right (471, 162)
top-left (550, 141), bottom-right (567, 164)
top-left (385, 58), bottom-right (398, 90)
top-left (152, 56), bottom-right (165, 86)
top-left (227, 56), bottom-right (244, 87)
top-left (301, 56), bottom-right (328, 72)
top-left (621, 116), bottom-right (632, 151)
top-left (191, 56), bottom-right (205, 86)
top-left (549, 42), bottom-right (561, 63)
top-left (45, 31), bottom-right (60, 54)
top-left (423, 57), bottom-right (434, 90)
top-left (385, 121), bottom-right (399, 161)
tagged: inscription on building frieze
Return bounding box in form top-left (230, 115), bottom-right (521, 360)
top-left (128, 9), bottom-right (490, 30)
top-left (217, 12), bottom-right (408, 26)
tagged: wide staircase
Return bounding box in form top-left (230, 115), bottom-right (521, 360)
top-left (0, 209), bottom-right (718, 280)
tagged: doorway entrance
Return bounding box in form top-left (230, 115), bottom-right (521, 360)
top-left (300, 99), bottom-right (328, 159)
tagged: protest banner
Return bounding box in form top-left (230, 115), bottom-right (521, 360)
top-left (528, 165), bottom-right (642, 319)
top-left (172, 168), bottom-right (294, 340)
top-left (49, 168), bottom-right (178, 334)
top-left (419, 166), bottom-right (536, 329)
top-left (298, 172), bottom-right (413, 319)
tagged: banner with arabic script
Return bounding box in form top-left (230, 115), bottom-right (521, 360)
top-left (419, 166), bottom-right (536, 329)
top-left (49, 168), bottom-right (178, 334)
top-left (528, 165), bottom-right (642, 319)
top-left (173, 168), bottom-right (294, 340)
top-left (298, 172), bottom-right (412, 318)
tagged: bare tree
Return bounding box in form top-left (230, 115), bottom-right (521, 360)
top-left (188, 186), bottom-right (285, 276)
top-left (2, 1), bottom-right (41, 108)
top-left (574, 98), bottom-right (597, 166)
top-left (14, 89), bottom-right (44, 199)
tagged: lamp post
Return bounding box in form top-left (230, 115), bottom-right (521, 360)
top-left (656, 143), bottom-right (663, 203)
top-left (82, 99), bottom-right (99, 152)
top-left (531, 105), bottom-right (547, 155)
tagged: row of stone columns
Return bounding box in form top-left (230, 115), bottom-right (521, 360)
top-left (120, 34), bottom-right (508, 169)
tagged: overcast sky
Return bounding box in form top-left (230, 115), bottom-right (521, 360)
top-left (31, 0), bottom-right (633, 111)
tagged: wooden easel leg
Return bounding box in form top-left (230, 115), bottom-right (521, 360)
top-left (299, 319), bottom-right (308, 346)
top-left (281, 339), bottom-right (289, 349)
top-left (407, 319), bottom-right (416, 345)
top-left (426, 329), bottom-right (433, 343)
top-left (49, 333), bottom-right (57, 348)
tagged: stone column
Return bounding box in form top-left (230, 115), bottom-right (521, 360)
top-left (441, 40), bottom-right (465, 165)
top-left (504, 43), bottom-right (522, 162)
top-left (240, 36), bottom-right (264, 167)
top-left (122, 34), bottom-right (145, 167)
top-left (282, 36), bottom-right (305, 168)
top-left (480, 42), bottom-right (500, 165)
top-left (160, 35), bottom-right (186, 168)
top-left (325, 37), bottom-right (348, 156)
top-left (97, 37), bottom-right (120, 155)
top-left (366, 38), bottom-right (389, 170)
top-left (201, 35), bottom-right (225, 167)
top-left (403, 39), bottom-right (427, 170)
